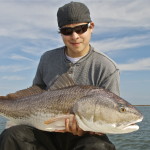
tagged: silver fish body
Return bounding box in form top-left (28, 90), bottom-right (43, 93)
top-left (0, 74), bottom-right (143, 134)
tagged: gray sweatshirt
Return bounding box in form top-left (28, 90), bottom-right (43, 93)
top-left (33, 46), bottom-right (120, 95)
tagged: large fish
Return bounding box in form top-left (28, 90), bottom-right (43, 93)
top-left (0, 74), bottom-right (143, 134)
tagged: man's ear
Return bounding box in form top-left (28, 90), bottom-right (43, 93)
top-left (90, 22), bottom-right (94, 33)
top-left (90, 22), bottom-right (95, 29)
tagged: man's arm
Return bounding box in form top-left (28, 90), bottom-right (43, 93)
top-left (100, 69), bottom-right (120, 96)
top-left (33, 56), bottom-right (47, 89)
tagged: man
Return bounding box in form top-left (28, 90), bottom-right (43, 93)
top-left (0, 2), bottom-right (119, 150)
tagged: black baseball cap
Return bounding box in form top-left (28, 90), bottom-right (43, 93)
top-left (57, 2), bottom-right (92, 28)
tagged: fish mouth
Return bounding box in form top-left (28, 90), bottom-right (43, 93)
top-left (123, 117), bottom-right (143, 131)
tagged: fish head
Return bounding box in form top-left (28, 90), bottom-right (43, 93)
top-left (73, 88), bottom-right (143, 134)
top-left (92, 91), bottom-right (144, 134)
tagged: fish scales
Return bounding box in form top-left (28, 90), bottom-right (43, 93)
top-left (0, 73), bottom-right (143, 134)
top-left (0, 86), bottom-right (87, 117)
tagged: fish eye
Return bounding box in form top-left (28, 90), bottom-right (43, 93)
top-left (119, 107), bottom-right (126, 113)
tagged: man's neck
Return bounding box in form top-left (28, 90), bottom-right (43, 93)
top-left (65, 45), bottom-right (90, 58)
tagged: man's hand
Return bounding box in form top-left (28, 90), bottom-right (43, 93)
top-left (55, 115), bottom-right (86, 136)
top-left (54, 115), bottom-right (104, 136)
top-left (65, 115), bottom-right (86, 136)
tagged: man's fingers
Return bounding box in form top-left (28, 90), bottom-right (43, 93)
top-left (76, 127), bottom-right (84, 136)
top-left (71, 116), bottom-right (78, 134)
top-left (72, 117), bottom-right (85, 136)
top-left (63, 115), bottom-right (86, 136)
top-left (65, 118), bottom-right (72, 132)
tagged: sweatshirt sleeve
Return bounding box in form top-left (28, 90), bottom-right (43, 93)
top-left (100, 69), bottom-right (120, 96)
top-left (32, 55), bottom-right (47, 89)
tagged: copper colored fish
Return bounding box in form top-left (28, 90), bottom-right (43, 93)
top-left (0, 74), bottom-right (143, 134)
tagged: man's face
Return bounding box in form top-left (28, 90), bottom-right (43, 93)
top-left (60, 22), bottom-right (94, 58)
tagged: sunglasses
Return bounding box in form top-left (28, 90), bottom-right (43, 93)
top-left (59, 23), bottom-right (91, 36)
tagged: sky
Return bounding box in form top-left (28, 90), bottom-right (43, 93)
top-left (0, 0), bottom-right (150, 105)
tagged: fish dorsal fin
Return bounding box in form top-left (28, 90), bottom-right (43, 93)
top-left (0, 85), bottom-right (45, 100)
top-left (49, 73), bottom-right (75, 90)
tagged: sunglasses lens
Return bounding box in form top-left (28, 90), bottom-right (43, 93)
top-left (75, 24), bottom-right (88, 34)
top-left (60, 28), bottom-right (73, 35)
top-left (60, 23), bottom-right (89, 35)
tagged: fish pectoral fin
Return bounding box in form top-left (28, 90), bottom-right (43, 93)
top-left (44, 114), bottom-right (74, 125)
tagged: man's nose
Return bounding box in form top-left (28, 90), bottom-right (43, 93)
top-left (71, 31), bottom-right (80, 39)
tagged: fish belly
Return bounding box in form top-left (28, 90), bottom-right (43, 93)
top-left (8, 113), bottom-right (74, 132)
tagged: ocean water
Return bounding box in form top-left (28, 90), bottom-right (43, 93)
top-left (0, 106), bottom-right (149, 150)
top-left (108, 106), bottom-right (150, 150)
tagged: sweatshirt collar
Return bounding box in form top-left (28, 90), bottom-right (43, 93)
top-left (63, 45), bottom-right (94, 64)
